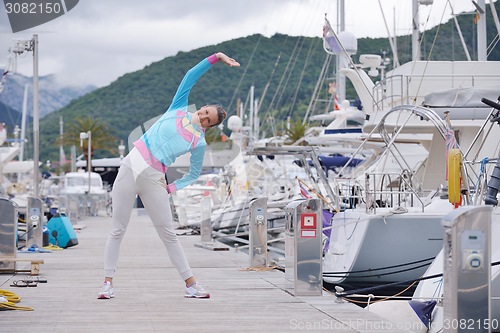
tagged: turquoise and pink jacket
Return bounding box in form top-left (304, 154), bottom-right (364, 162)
top-left (133, 54), bottom-right (219, 193)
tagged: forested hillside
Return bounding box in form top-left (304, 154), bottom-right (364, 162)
top-left (38, 1), bottom-right (500, 162)
top-left (0, 100), bottom-right (33, 131)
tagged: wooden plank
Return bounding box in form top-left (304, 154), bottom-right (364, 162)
top-left (0, 258), bottom-right (44, 276)
top-left (0, 258), bottom-right (44, 264)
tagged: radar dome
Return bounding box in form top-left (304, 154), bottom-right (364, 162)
top-left (227, 115), bottom-right (243, 132)
top-left (338, 31), bottom-right (357, 55)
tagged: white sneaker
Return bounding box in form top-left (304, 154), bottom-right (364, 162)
top-left (97, 281), bottom-right (114, 299)
top-left (185, 282), bottom-right (210, 298)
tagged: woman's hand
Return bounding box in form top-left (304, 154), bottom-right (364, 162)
top-left (217, 52), bottom-right (240, 67)
top-left (158, 177), bottom-right (167, 190)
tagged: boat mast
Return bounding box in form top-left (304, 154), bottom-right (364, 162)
top-left (249, 85), bottom-right (254, 143)
top-left (17, 83), bottom-right (28, 183)
top-left (412, 0), bottom-right (421, 61)
top-left (449, 0), bottom-right (472, 61)
top-left (476, 0), bottom-right (487, 61)
top-left (336, 0), bottom-right (346, 102)
top-left (490, 0), bottom-right (500, 37)
top-left (394, 7), bottom-right (398, 68)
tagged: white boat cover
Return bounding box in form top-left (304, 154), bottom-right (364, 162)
top-left (423, 85), bottom-right (500, 120)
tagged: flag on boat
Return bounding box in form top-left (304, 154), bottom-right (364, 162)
top-left (299, 180), bottom-right (313, 199)
top-left (445, 113), bottom-right (458, 180)
top-left (323, 17), bottom-right (342, 54)
top-left (334, 94), bottom-right (340, 111)
top-left (474, 11), bottom-right (480, 24)
top-left (322, 209), bottom-right (334, 253)
top-left (445, 123), bottom-right (458, 151)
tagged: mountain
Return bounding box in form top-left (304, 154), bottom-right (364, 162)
top-left (0, 73), bottom-right (96, 118)
top-left (38, 2), bottom-right (500, 163)
top-left (0, 99), bottom-right (32, 131)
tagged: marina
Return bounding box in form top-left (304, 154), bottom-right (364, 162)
top-left (0, 209), bottom-right (413, 333)
top-left (1, 0), bottom-right (500, 331)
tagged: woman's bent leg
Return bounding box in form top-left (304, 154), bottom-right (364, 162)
top-left (139, 188), bottom-right (193, 281)
top-left (104, 166), bottom-right (137, 278)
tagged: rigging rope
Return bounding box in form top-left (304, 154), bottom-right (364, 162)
top-left (287, 38), bottom-right (320, 120)
top-left (257, 36), bottom-right (290, 137)
top-left (262, 35), bottom-right (303, 135)
top-left (275, 37), bottom-right (306, 121)
top-left (226, 34), bottom-right (262, 114)
top-left (326, 261), bottom-right (433, 279)
top-left (324, 257), bottom-right (435, 276)
top-left (412, 1), bottom-right (447, 104)
top-left (335, 260), bottom-right (500, 297)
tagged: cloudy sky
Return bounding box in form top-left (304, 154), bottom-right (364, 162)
top-left (0, 0), bottom-right (480, 88)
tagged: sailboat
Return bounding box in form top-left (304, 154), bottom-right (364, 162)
top-left (306, 0), bottom-right (500, 291)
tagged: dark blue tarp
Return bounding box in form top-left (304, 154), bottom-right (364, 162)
top-left (324, 128), bottom-right (362, 135)
top-left (319, 155), bottom-right (364, 170)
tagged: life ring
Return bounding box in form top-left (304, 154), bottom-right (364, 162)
top-left (7, 183), bottom-right (25, 195)
top-left (448, 149), bottom-right (461, 204)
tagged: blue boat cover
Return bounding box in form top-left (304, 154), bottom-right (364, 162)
top-left (319, 155), bottom-right (364, 170)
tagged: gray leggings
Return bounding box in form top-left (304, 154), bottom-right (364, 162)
top-left (104, 162), bottom-right (193, 280)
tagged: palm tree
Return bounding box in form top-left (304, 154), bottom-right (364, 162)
top-left (284, 117), bottom-right (309, 145)
top-left (57, 116), bottom-right (119, 172)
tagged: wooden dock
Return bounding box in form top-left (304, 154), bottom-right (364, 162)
top-left (0, 209), bottom-right (413, 332)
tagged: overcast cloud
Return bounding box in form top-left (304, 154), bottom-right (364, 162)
top-left (0, 0), bottom-right (478, 88)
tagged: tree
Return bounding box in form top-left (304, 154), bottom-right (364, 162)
top-left (284, 117), bottom-right (309, 145)
top-left (57, 115), bottom-right (119, 172)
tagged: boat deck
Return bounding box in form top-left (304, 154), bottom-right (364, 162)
top-left (1, 209), bottom-right (412, 332)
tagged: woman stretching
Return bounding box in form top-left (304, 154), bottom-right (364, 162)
top-left (98, 52), bottom-right (240, 299)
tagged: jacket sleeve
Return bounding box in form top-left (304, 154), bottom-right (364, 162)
top-left (167, 54), bottom-right (219, 112)
top-left (166, 144), bottom-right (206, 193)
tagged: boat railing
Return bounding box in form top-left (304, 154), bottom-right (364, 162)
top-left (372, 74), bottom-right (404, 112)
top-left (372, 73), bottom-right (500, 112)
top-left (251, 146), bottom-right (340, 210)
top-left (364, 171), bottom-right (425, 213)
top-left (336, 179), bottom-right (364, 209)
top-left (335, 105), bottom-right (447, 184)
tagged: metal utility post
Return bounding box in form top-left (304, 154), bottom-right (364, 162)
top-left (80, 131), bottom-right (92, 195)
top-left (285, 199), bottom-right (323, 296)
top-left (9, 37), bottom-right (40, 194)
top-left (249, 197), bottom-right (268, 268)
top-left (26, 196), bottom-right (44, 249)
top-left (87, 131), bottom-right (91, 194)
top-left (442, 206), bottom-right (492, 332)
top-left (33, 35), bottom-right (39, 197)
top-left (59, 116), bottom-right (64, 174)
